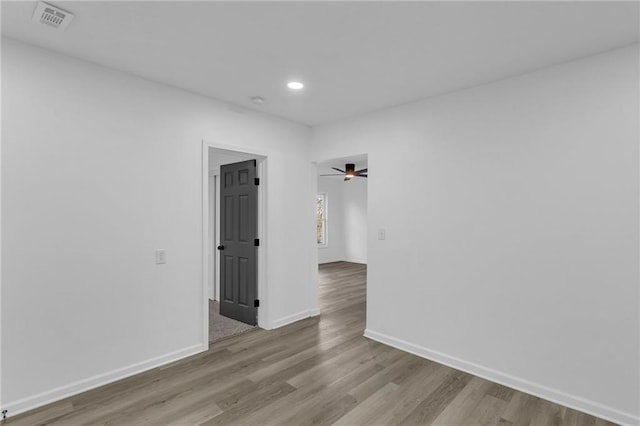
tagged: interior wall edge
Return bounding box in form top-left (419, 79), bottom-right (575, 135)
top-left (363, 329), bottom-right (639, 426)
top-left (0, 343), bottom-right (206, 420)
top-left (318, 258), bottom-right (344, 265)
top-left (342, 258), bottom-right (367, 265)
top-left (271, 309), bottom-right (318, 329)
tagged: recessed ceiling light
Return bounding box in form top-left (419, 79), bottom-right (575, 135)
top-left (287, 81), bottom-right (304, 90)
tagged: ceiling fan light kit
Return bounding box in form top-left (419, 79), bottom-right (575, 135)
top-left (320, 163), bottom-right (367, 181)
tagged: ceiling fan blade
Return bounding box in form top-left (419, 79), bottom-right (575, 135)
top-left (331, 167), bottom-right (345, 173)
top-left (355, 174), bottom-right (368, 178)
top-left (356, 168), bottom-right (368, 174)
top-left (344, 176), bottom-right (352, 181)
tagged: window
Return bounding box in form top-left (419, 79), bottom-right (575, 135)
top-left (317, 193), bottom-right (327, 247)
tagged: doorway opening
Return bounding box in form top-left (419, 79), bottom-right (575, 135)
top-left (203, 143), bottom-right (267, 345)
top-left (316, 154), bottom-right (368, 312)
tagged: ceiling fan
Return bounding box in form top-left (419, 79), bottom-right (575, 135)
top-left (321, 163), bottom-right (367, 181)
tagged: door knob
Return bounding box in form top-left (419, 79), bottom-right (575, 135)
top-left (217, 245), bottom-right (225, 250)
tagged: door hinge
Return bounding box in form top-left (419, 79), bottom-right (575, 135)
top-left (254, 299), bottom-right (260, 307)
top-left (254, 238), bottom-right (260, 247)
top-left (254, 177), bottom-right (260, 186)
top-left (2, 410), bottom-right (7, 420)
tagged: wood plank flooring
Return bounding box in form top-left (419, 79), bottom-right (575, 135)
top-left (2, 262), bottom-right (615, 425)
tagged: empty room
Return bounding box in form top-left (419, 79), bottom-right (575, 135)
top-left (1, 1), bottom-right (638, 425)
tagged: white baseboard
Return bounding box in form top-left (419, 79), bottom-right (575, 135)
top-left (319, 258), bottom-right (367, 265)
top-left (2, 343), bottom-right (207, 419)
top-left (363, 329), bottom-right (638, 426)
top-left (318, 259), bottom-right (343, 264)
top-left (271, 309), bottom-right (317, 329)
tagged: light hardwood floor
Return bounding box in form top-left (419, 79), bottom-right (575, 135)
top-left (3, 262), bottom-right (615, 425)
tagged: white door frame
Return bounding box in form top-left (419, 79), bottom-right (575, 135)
top-left (207, 173), bottom-right (222, 302)
top-left (214, 174), bottom-right (220, 302)
top-left (0, 134), bottom-right (3, 413)
top-left (208, 173), bottom-right (221, 302)
top-left (201, 140), bottom-right (269, 346)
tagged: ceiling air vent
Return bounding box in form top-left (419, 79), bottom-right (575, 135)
top-left (32, 2), bottom-right (74, 30)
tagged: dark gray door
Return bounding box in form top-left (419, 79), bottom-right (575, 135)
top-left (218, 160), bottom-right (258, 325)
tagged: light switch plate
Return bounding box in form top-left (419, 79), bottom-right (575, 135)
top-left (155, 249), bottom-right (167, 264)
top-left (378, 229), bottom-right (386, 240)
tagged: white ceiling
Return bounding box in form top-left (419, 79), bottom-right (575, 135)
top-left (2, 1), bottom-right (638, 126)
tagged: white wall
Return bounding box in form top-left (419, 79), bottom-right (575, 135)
top-left (317, 177), bottom-right (367, 264)
top-left (342, 178), bottom-right (367, 264)
top-left (312, 45), bottom-right (639, 425)
top-left (1, 38), bottom-right (316, 415)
